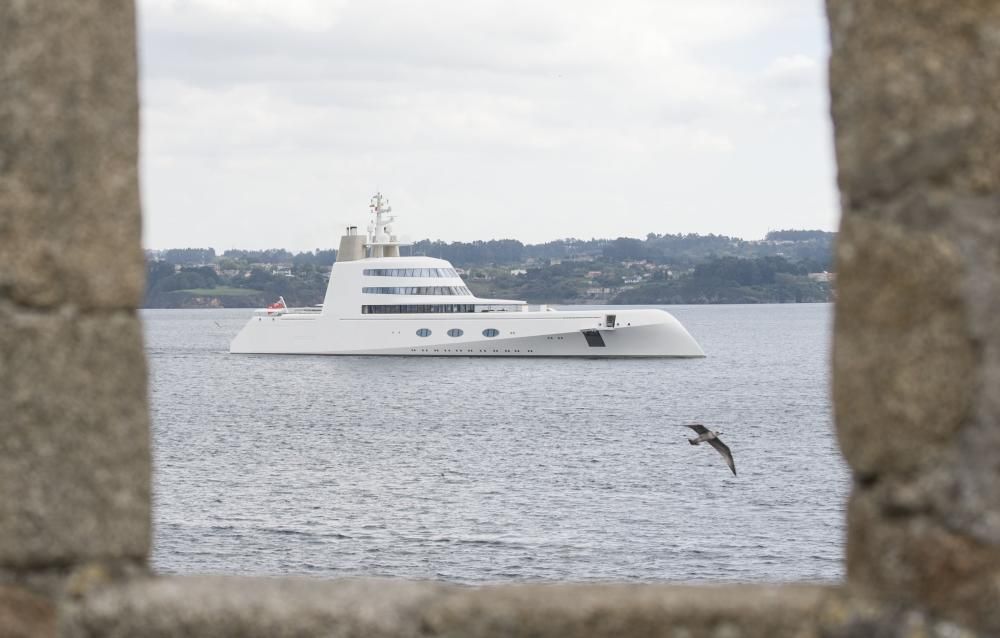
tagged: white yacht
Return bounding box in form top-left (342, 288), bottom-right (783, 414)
top-left (230, 194), bottom-right (704, 357)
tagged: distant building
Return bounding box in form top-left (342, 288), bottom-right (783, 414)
top-left (585, 271), bottom-right (602, 279)
top-left (510, 268), bottom-right (527, 276)
top-left (808, 271), bottom-right (836, 283)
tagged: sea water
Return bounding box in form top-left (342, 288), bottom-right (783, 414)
top-left (145, 303), bottom-right (847, 583)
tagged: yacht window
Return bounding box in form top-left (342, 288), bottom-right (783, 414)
top-left (361, 304), bottom-right (475, 314)
top-left (482, 328), bottom-right (499, 337)
top-left (362, 268), bottom-right (459, 278)
top-left (416, 328), bottom-right (432, 337)
top-left (447, 328), bottom-right (463, 337)
top-left (362, 286), bottom-right (468, 295)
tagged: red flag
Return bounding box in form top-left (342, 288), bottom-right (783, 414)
top-left (267, 297), bottom-right (286, 314)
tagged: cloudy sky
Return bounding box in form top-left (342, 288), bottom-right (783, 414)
top-left (138, 0), bottom-right (838, 252)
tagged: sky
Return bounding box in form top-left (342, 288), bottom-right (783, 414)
top-left (138, 0), bottom-right (839, 252)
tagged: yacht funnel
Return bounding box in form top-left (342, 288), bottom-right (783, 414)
top-left (337, 226), bottom-right (365, 262)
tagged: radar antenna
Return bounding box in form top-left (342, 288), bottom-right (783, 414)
top-left (366, 192), bottom-right (405, 257)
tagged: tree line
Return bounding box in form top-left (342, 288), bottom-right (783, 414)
top-left (145, 229), bottom-right (836, 307)
top-left (153, 229), bottom-right (835, 271)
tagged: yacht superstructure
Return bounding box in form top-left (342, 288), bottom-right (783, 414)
top-left (230, 194), bottom-right (704, 357)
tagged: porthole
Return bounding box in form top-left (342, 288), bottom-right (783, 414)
top-left (482, 328), bottom-right (499, 337)
top-left (416, 328), bottom-right (432, 337)
top-left (447, 328), bottom-right (464, 337)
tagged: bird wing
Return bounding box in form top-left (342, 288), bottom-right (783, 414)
top-left (683, 423), bottom-right (709, 434)
top-left (707, 438), bottom-right (736, 477)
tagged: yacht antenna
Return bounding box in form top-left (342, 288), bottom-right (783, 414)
top-left (369, 191), bottom-right (395, 228)
top-left (366, 191), bottom-right (404, 258)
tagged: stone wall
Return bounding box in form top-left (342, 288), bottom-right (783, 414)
top-left (829, 0), bottom-right (1000, 632)
top-left (1, 1), bottom-right (149, 635)
top-left (1, 0), bottom-right (998, 636)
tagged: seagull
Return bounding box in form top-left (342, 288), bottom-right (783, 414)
top-left (681, 424), bottom-right (736, 476)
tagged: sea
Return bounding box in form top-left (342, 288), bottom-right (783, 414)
top-left (144, 303), bottom-right (848, 584)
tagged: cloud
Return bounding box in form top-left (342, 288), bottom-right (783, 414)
top-left (761, 54), bottom-right (821, 88)
top-left (141, 0), bottom-right (349, 32)
top-left (137, 0), bottom-right (838, 250)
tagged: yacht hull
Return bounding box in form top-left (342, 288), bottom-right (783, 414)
top-left (230, 308), bottom-right (704, 357)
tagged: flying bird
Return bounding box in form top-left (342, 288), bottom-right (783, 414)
top-left (681, 424), bottom-right (736, 476)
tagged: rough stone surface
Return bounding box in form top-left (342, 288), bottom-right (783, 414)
top-left (63, 578), bottom-right (450, 638)
top-left (0, 560), bottom-right (146, 603)
top-left (827, 0), bottom-right (1000, 206)
top-left (0, 304), bottom-right (150, 567)
top-left (0, 0), bottom-right (144, 310)
top-left (828, 0), bottom-right (1000, 632)
top-left (816, 590), bottom-right (979, 638)
top-left (845, 489), bottom-right (1000, 632)
top-left (833, 215), bottom-right (976, 476)
top-left (61, 577), bottom-right (831, 638)
top-left (948, 198), bottom-right (1000, 544)
top-left (422, 583), bottom-right (826, 638)
top-left (0, 584), bottom-right (56, 638)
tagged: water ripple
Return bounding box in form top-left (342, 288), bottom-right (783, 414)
top-left (145, 304), bottom-right (849, 583)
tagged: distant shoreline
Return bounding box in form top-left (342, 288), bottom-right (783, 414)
top-left (145, 230), bottom-right (835, 309)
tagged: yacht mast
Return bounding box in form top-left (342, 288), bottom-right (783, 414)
top-left (366, 192), bottom-right (401, 258)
